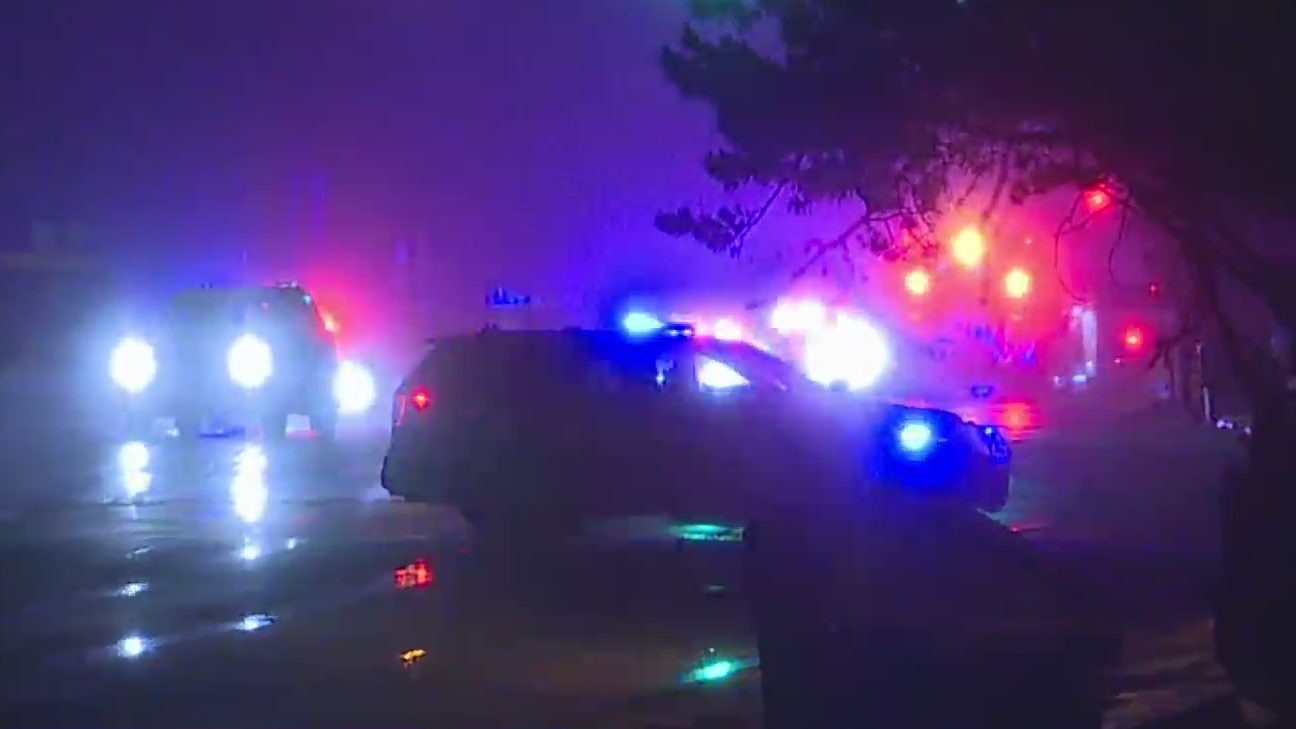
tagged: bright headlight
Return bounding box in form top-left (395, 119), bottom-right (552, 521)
top-left (227, 334), bottom-right (273, 389)
top-left (333, 360), bottom-right (376, 414)
top-left (110, 337), bottom-right (157, 393)
top-left (803, 313), bottom-right (890, 391)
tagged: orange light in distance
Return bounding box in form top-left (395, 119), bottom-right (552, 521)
top-left (1003, 267), bottom-right (1032, 299)
top-left (950, 226), bottom-right (986, 268)
top-left (904, 269), bottom-right (932, 297)
top-left (997, 401), bottom-right (1040, 441)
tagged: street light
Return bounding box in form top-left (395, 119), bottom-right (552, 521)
top-left (904, 268), bottom-right (932, 297)
top-left (951, 226), bottom-right (986, 268)
top-left (1004, 267), bottom-right (1032, 299)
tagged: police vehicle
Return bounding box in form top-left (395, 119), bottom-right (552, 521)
top-left (110, 283), bottom-right (341, 440)
top-left (381, 321), bottom-right (1010, 539)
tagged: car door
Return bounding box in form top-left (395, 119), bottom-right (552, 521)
top-left (676, 342), bottom-right (866, 519)
top-left (664, 344), bottom-right (798, 518)
top-left (571, 335), bottom-right (691, 516)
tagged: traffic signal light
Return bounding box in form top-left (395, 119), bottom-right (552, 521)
top-left (1003, 267), bottom-right (1032, 299)
top-left (950, 226), bottom-right (986, 268)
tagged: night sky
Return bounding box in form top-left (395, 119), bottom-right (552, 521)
top-left (2, 0), bottom-right (807, 330)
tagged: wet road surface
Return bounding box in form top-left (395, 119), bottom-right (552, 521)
top-left (0, 408), bottom-right (1240, 728)
top-left (0, 427), bottom-right (764, 728)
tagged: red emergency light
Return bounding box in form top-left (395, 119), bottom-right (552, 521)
top-left (995, 400), bottom-right (1041, 441)
top-left (1122, 325), bottom-right (1146, 353)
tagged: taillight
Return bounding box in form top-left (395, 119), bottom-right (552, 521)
top-left (394, 386), bottom-right (433, 427)
top-left (411, 387), bottom-right (433, 411)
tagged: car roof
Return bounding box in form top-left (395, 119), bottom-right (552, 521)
top-left (431, 327), bottom-right (608, 345)
top-left (428, 327), bottom-right (734, 352)
top-left (174, 283), bottom-right (306, 300)
top-left (424, 329), bottom-right (793, 372)
top-left (166, 285), bottom-right (319, 330)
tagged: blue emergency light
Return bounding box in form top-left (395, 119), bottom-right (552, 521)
top-left (869, 406), bottom-right (968, 492)
top-left (896, 420), bottom-right (936, 456)
top-left (621, 310), bottom-right (664, 335)
top-left (487, 288), bottom-right (533, 308)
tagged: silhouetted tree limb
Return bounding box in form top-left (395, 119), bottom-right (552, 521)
top-left (659, 0), bottom-right (1296, 387)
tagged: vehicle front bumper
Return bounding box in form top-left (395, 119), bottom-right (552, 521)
top-left (123, 379), bottom-right (299, 423)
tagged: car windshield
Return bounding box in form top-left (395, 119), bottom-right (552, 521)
top-left (695, 340), bottom-right (809, 391)
top-left (170, 287), bottom-right (265, 321)
top-left (166, 288), bottom-right (316, 330)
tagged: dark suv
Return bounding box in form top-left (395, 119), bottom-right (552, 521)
top-left (381, 327), bottom-right (1010, 539)
top-left (115, 283), bottom-right (340, 439)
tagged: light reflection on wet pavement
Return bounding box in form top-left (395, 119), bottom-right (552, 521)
top-left (0, 410), bottom-right (1241, 728)
top-left (0, 427), bottom-right (762, 728)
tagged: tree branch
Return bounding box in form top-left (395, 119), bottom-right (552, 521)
top-left (1105, 196), bottom-right (1133, 289)
top-left (979, 149), bottom-right (1011, 222)
top-left (791, 213), bottom-right (874, 280)
top-left (738, 182), bottom-right (787, 245)
top-left (1051, 191), bottom-right (1088, 302)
